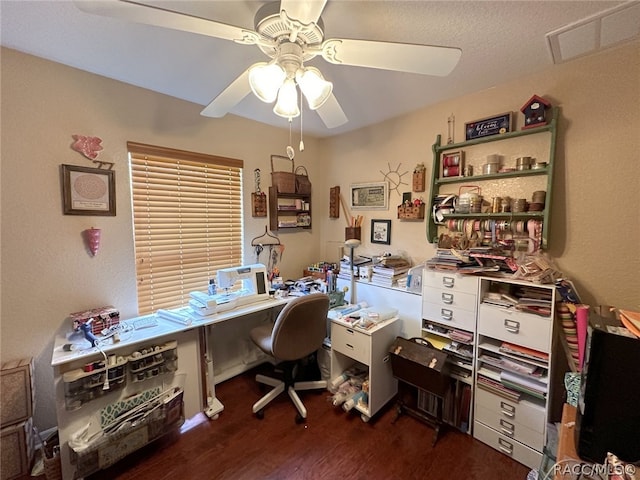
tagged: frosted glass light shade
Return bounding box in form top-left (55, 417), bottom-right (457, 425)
top-left (296, 67), bottom-right (333, 110)
top-left (248, 62), bottom-right (286, 103)
top-left (273, 78), bottom-right (300, 119)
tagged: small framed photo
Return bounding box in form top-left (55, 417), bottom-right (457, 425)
top-left (441, 150), bottom-right (464, 177)
top-left (61, 164), bottom-right (116, 216)
top-left (371, 219), bottom-right (391, 245)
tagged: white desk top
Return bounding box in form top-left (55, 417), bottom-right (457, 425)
top-left (51, 297), bottom-right (288, 367)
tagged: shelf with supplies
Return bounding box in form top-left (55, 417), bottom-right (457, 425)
top-left (268, 186), bottom-right (312, 230)
top-left (427, 106), bottom-right (559, 251)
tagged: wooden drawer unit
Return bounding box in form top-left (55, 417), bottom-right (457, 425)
top-left (478, 304), bottom-right (551, 353)
top-left (1, 358), bottom-right (34, 428)
top-left (475, 389), bottom-right (545, 450)
top-left (474, 420), bottom-right (542, 471)
top-left (331, 322), bottom-right (371, 366)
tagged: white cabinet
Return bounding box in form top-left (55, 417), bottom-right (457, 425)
top-left (330, 317), bottom-right (401, 422)
top-left (420, 270), bottom-right (478, 433)
top-left (473, 277), bottom-right (557, 470)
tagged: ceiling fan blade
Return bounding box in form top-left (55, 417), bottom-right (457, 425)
top-left (316, 93), bottom-right (348, 129)
top-left (201, 69), bottom-right (252, 118)
top-left (280, 0), bottom-right (327, 26)
top-left (74, 0), bottom-right (260, 45)
top-left (321, 39), bottom-right (462, 76)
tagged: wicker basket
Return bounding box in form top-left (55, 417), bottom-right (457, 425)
top-left (295, 166), bottom-right (312, 194)
top-left (270, 155), bottom-right (295, 194)
top-left (43, 453), bottom-right (62, 480)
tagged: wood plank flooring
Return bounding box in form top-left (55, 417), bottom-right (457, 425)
top-left (83, 366), bottom-right (531, 480)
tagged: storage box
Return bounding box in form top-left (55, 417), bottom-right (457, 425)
top-left (1, 358), bottom-right (34, 428)
top-left (389, 337), bottom-right (450, 397)
top-left (69, 305), bottom-right (120, 336)
top-left (1, 418), bottom-right (35, 480)
top-left (397, 204), bottom-right (425, 220)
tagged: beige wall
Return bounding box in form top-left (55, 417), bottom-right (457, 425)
top-left (2, 42), bottom-right (639, 431)
top-left (0, 47), bottom-right (322, 428)
top-left (318, 42), bottom-right (640, 311)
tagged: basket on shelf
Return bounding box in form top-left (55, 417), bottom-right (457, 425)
top-left (42, 448), bottom-right (62, 480)
top-left (270, 155), bottom-right (296, 194)
top-left (295, 166), bottom-right (312, 194)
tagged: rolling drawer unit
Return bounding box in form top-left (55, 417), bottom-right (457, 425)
top-left (330, 317), bottom-right (401, 422)
top-left (474, 278), bottom-right (557, 470)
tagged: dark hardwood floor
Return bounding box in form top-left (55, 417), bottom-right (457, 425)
top-left (80, 366), bottom-right (531, 480)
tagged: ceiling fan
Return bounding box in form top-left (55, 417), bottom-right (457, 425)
top-left (74, 1), bottom-right (462, 129)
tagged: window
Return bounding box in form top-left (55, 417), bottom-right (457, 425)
top-left (128, 142), bottom-right (243, 315)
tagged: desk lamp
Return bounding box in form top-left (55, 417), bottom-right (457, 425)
top-left (345, 238), bottom-right (361, 305)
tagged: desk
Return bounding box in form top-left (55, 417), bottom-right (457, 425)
top-left (51, 297), bottom-right (288, 479)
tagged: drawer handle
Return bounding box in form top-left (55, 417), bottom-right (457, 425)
top-left (382, 355), bottom-right (390, 363)
top-left (441, 292), bottom-right (454, 304)
top-left (500, 419), bottom-right (515, 436)
top-left (442, 276), bottom-right (455, 288)
top-left (440, 308), bottom-right (453, 320)
top-left (503, 318), bottom-right (520, 333)
top-left (500, 401), bottom-right (516, 417)
top-left (346, 328), bottom-right (355, 335)
top-left (498, 438), bottom-right (513, 455)
top-left (345, 343), bottom-right (354, 350)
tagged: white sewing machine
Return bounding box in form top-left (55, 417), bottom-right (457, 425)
top-left (189, 264), bottom-right (269, 316)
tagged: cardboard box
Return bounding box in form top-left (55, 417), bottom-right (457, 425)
top-left (1, 358), bottom-right (34, 428)
top-left (1, 418), bottom-right (35, 480)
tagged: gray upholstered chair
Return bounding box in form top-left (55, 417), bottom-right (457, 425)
top-left (250, 293), bottom-right (330, 422)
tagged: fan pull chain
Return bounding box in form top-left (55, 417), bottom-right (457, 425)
top-left (286, 118), bottom-right (294, 160)
top-left (299, 89), bottom-right (305, 152)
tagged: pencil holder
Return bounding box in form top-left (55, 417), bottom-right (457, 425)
top-left (345, 227), bottom-right (361, 241)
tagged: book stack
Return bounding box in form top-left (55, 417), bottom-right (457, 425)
top-left (338, 255), bottom-right (371, 281)
top-left (370, 257), bottom-right (411, 287)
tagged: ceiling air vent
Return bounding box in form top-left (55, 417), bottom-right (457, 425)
top-left (546, 1), bottom-right (640, 64)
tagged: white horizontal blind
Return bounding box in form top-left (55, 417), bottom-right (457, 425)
top-left (128, 142), bottom-right (243, 315)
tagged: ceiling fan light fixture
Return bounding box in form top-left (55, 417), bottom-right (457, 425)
top-left (248, 62), bottom-right (286, 103)
top-left (273, 78), bottom-right (300, 119)
top-left (296, 66), bottom-right (332, 110)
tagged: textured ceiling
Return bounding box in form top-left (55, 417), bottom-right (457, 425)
top-left (2, 1), bottom-right (638, 137)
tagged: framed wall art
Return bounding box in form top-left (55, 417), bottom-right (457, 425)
top-left (61, 164), bottom-right (116, 216)
top-left (371, 219), bottom-right (391, 245)
top-left (350, 182), bottom-right (389, 210)
top-left (465, 112), bottom-right (513, 140)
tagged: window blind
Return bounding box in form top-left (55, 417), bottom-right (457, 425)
top-left (128, 142), bottom-right (243, 315)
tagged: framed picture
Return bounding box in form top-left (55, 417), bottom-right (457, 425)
top-left (371, 219), bottom-right (391, 245)
top-left (441, 150), bottom-right (464, 178)
top-left (61, 164), bottom-right (116, 216)
top-left (465, 112), bottom-right (513, 140)
top-left (350, 182), bottom-right (389, 210)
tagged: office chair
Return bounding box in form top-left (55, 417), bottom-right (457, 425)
top-left (250, 293), bottom-right (330, 422)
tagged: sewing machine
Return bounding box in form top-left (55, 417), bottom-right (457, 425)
top-left (189, 264), bottom-right (269, 315)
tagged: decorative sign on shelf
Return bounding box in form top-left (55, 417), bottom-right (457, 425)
top-left (465, 112), bottom-right (513, 140)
